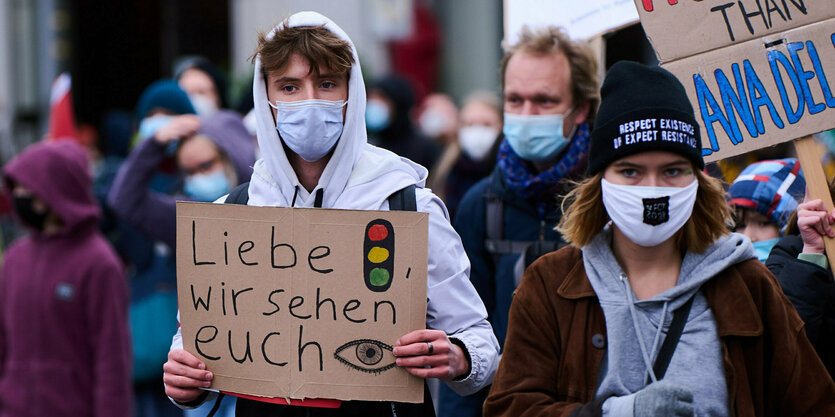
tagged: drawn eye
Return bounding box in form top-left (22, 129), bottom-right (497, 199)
top-left (334, 339), bottom-right (397, 374)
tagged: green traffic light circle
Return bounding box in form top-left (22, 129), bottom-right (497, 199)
top-left (369, 268), bottom-right (391, 286)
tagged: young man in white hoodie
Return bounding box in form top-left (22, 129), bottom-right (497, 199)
top-left (162, 11), bottom-right (499, 417)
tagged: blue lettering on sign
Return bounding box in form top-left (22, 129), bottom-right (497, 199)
top-left (787, 42), bottom-right (826, 115)
top-left (694, 73), bottom-right (733, 156)
top-left (694, 36), bottom-right (835, 157)
top-left (716, 63), bottom-right (759, 143)
top-left (809, 40), bottom-right (835, 108)
top-left (768, 49), bottom-right (804, 124)
top-left (744, 59), bottom-right (784, 135)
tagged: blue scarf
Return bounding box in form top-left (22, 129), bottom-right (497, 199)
top-left (498, 122), bottom-right (590, 202)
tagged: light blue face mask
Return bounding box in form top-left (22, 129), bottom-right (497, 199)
top-left (753, 237), bottom-right (779, 263)
top-left (138, 115), bottom-right (174, 141)
top-left (184, 169), bottom-right (230, 202)
top-left (502, 111), bottom-right (574, 162)
top-left (269, 99), bottom-right (346, 162)
top-left (365, 100), bottom-right (390, 132)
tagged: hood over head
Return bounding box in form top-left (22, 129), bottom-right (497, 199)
top-left (196, 110), bottom-right (256, 184)
top-left (250, 11), bottom-right (424, 209)
top-left (4, 141), bottom-right (99, 234)
top-left (369, 74), bottom-right (416, 139)
top-left (174, 56), bottom-right (228, 108)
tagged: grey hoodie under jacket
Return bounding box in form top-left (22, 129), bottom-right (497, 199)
top-left (582, 226), bottom-right (756, 416)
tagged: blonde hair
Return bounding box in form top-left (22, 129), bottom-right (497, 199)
top-left (501, 26), bottom-right (600, 123)
top-left (557, 169), bottom-right (733, 253)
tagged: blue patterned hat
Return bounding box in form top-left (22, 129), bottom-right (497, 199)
top-left (728, 158), bottom-right (805, 231)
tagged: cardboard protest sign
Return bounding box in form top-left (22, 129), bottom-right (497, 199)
top-left (635, 0), bottom-right (835, 162)
top-left (175, 202), bottom-right (428, 403)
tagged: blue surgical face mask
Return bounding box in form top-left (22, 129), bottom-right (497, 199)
top-left (502, 111), bottom-right (574, 162)
top-left (269, 99), bottom-right (346, 162)
top-left (365, 99), bottom-right (390, 132)
top-left (752, 237), bottom-right (779, 263)
top-left (184, 169), bottom-right (230, 202)
top-left (138, 115), bottom-right (174, 141)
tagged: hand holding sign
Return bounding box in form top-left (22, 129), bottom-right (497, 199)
top-left (393, 329), bottom-right (471, 380)
top-left (797, 198), bottom-right (835, 254)
top-left (163, 349), bottom-right (213, 404)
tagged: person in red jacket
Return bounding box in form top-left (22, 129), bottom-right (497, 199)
top-left (0, 141), bottom-right (132, 417)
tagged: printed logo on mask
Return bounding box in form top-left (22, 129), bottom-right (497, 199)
top-left (642, 196), bottom-right (670, 226)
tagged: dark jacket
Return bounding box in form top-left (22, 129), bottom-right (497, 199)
top-left (444, 151), bottom-right (496, 220)
top-left (443, 161), bottom-right (577, 417)
top-left (453, 164), bottom-right (571, 348)
top-left (0, 142), bottom-right (132, 417)
top-left (107, 110), bottom-right (256, 249)
top-left (765, 235), bottom-right (835, 376)
top-left (484, 246), bottom-right (835, 417)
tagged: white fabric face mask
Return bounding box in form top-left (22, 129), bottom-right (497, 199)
top-left (458, 125), bottom-right (498, 161)
top-left (601, 178), bottom-right (699, 247)
top-left (419, 109), bottom-right (448, 138)
top-left (269, 99), bottom-right (346, 162)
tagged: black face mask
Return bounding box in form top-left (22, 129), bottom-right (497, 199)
top-left (13, 195), bottom-right (48, 231)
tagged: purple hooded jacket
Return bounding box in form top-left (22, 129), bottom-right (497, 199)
top-left (0, 141), bottom-right (132, 417)
top-left (107, 110), bottom-right (256, 249)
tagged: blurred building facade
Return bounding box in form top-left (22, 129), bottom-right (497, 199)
top-left (0, 0), bottom-right (653, 163)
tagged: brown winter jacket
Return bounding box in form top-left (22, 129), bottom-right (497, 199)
top-left (484, 246), bottom-right (835, 417)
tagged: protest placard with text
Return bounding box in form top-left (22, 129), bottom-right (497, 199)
top-left (635, 0), bottom-right (835, 162)
top-left (175, 202), bottom-right (428, 403)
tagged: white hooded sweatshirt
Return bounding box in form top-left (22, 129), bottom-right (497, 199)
top-left (170, 11), bottom-right (499, 407)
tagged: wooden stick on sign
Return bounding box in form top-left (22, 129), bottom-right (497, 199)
top-left (793, 135), bottom-right (835, 281)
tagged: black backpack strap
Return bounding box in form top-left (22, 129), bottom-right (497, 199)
top-left (224, 182), bottom-right (250, 205)
top-left (484, 185), bottom-right (503, 243)
top-left (483, 178), bottom-right (507, 271)
top-left (388, 184), bottom-right (417, 212)
top-left (483, 185), bottom-right (559, 256)
top-left (648, 295), bottom-right (696, 383)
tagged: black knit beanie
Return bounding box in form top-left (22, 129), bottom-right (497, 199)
top-left (587, 61), bottom-right (703, 175)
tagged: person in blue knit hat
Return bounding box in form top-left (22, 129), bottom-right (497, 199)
top-left (728, 158), bottom-right (805, 262)
top-left (134, 79), bottom-right (196, 147)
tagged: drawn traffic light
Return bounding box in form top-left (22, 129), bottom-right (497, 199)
top-left (363, 219), bottom-right (394, 292)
